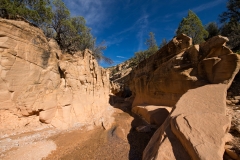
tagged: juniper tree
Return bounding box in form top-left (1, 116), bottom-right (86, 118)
top-left (0, 0), bottom-right (112, 64)
top-left (0, 0), bottom-right (53, 26)
top-left (176, 10), bottom-right (208, 44)
top-left (146, 32), bottom-right (158, 56)
top-left (219, 0), bottom-right (240, 24)
top-left (219, 0), bottom-right (240, 52)
top-left (205, 22), bottom-right (219, 40)
top-left (159, 38), bottom-right (168, 49)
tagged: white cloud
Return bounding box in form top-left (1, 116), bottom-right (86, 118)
top-left (177, 0), bottom-right (226, 17)
top-left (116, 56), bottom-right (127, 59)
top-left (105, 37), bottom-right (124, 47)
top-left (106, 13), bottom-right (149, 48)
top-left (64, 0), bottom-right (112, 31)
top-left (137, 13), bottom-right (149, 51)
top-left (193, 0), bottom-right (226, 12)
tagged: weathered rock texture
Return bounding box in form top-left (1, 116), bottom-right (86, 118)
top-left (127, 34), bottom-right (240, 159)
top-left (143, 84), bottom-right (233, 160)
top-left (108, 60), bottom-right (133, 97)
top-left (0, 19), bottom-right (111, 133)
top-left (129, 34), bottom-right (239, 107)
top-left (132, 105), bottom-right (172, 126)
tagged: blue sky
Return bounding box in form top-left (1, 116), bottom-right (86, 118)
top-left (63, 0), bottom-right (228, 67)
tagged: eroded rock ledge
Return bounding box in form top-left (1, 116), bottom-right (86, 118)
top-left (0, 19), bottom-right (112, 136)
top-left (129, 34), bottom-right (239, 107)
top-left (127, 34), bottom-right (240, 159)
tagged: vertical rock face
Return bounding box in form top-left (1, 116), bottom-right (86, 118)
top-left (0, 19), bottom-right (111, 131)
top-left (127, 34), bottom-right (240, 159)
top-left (129, 34), bottom-right (240, 107)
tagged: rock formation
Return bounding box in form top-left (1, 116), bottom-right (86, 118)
top-left (1, 17), bottom-right (240, 159)
top-left (108, 60), bottom-right (133, 97)
top-left (0, 18), bottom-right (112, 135)
top-left (129, 34), bottom-right (239, 107)
top-left (125, 34), bottom-right (240, 159)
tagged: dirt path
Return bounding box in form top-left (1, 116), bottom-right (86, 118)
top-left (46, 96), bottom-right (155, 160)
top-left (0, 96), bottom-right (155, 160)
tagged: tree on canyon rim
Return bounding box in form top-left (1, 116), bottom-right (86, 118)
top-left (0, 0), bottom-right (112, 64)
top-left (133, 32), bottom-right (158, 64)
top-left (50, 0), bottom-right (112, 64)
top-left (146, 32), bottom-right (159, 55)
top-left (51, 0), bottom-right (91, 52)
top-left (0, 0), bottom-right (53, 26)
top-left (159, 38), bottom-right (168, 49)
top-left (176, 10), bottom-right (208, 44)
top-left (205, 22), bottom-right (220, 40)
top-left (219, 0), bottom-right (240, 52)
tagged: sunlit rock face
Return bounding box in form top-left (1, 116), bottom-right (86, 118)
top-left (129, 34), bottom-right (240, 160)
top-left (129, 34), bottom-right (240, 107)
top-left (0, 18), bottom-right (112, 132)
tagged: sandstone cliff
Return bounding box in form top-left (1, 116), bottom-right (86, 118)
top-left (0, 19), bottom-right (112, 135)
top-left (108, 60), bottom-right (133, 97)
top-left (125, 34), bottom-right (240, 160)
top-left (129, 34), bottom-right (239, 107)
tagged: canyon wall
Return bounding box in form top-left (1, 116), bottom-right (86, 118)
top-left (127, 34), bottom-right (240, 160)
top-left (0, 19), bottom-right (112, 133)
top-left (129, 34), bottom-right (240, 107)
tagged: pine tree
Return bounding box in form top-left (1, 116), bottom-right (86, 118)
top-left (219, 0), bottom-right (240, 52)
top-left (205, 22), bottom-right (219, 40)
top-left (132, 32), bottom-right (159, 64)
top-left (219, 0), bottom-right (240, 24)
top-left (176, 10), bottom-right (208, 44)
top-left (145, 32), bottom-right (158, 56)
top-left (159, 38), bottom-right (168, 49)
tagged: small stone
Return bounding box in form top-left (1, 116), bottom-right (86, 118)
top-left (234, 96), bottom-right (240, 100)
top-left (224, 145), bottom-right (232, 149)
top-left (231, 100), bottom-right (239, 104)
top-left (226, 100), bottom-right (232, 105)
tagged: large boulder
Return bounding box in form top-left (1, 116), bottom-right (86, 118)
top-left (0, 18), bottom-right (112, 135)
top-left (127, 34), bottom-right (240, 159)
top-left (132, 105), bottom-right (172, 126)
top-left (143, 84), bottom-right (232, 160)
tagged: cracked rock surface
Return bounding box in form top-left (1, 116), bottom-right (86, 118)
top-left (0, 19), bottom-right (113, 136)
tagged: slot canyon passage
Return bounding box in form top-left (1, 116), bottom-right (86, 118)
top-left (0, 19), bottom-right (240, 160)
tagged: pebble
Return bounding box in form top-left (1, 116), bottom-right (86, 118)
top-left (231, 100), bottom-right (239, 104)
